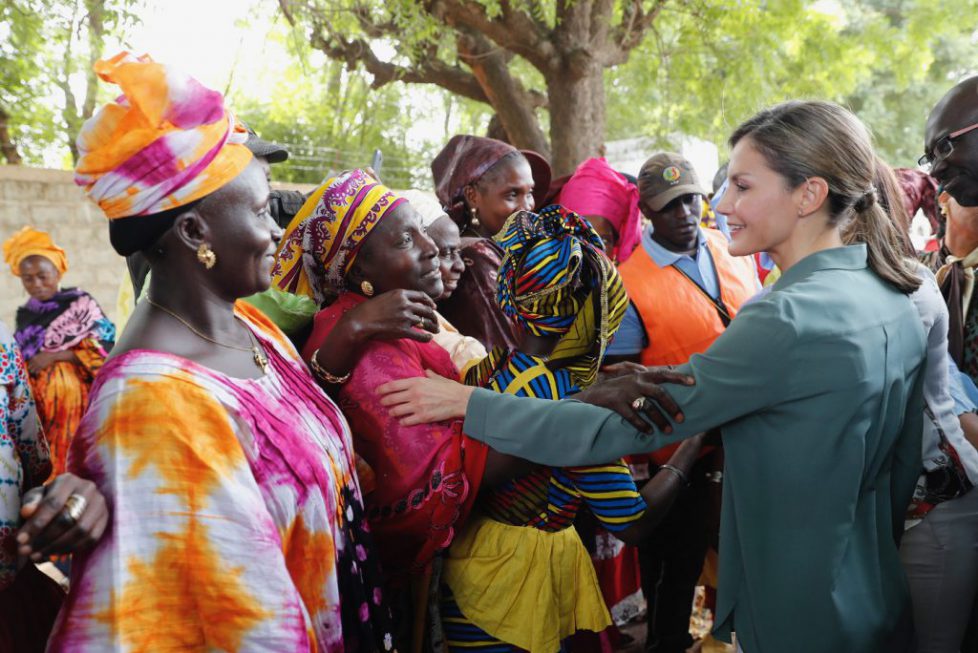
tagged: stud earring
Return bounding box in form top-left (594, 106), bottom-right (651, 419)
top-left (360, 280), bottom-right (375, 297)
top-left (197, 243), bottom-right (216, 269)
top-left (470, 206), bottom-right (480, 229)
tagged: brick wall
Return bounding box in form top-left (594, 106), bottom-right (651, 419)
top-left (0, 165), bottom-right (315, 330)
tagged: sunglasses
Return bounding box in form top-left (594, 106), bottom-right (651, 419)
top-left (919, 120), bottom-right (978, 168)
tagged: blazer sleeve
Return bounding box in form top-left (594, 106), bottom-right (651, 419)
top-left (463, 296), bottom-right (796, 466)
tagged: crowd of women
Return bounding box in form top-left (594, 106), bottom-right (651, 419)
top-left (5, 49), bottom-right (978, 653)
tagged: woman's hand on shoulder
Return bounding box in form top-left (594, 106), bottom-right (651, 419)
top-left (17, 473), bottom-right (109, 562)
top-left (377, 369), bottom-right (474, 425)
top-left (340, 289), bottom-right (440, 346)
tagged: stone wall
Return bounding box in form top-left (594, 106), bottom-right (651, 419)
top-left (0, 165), bottom-right (315, 329)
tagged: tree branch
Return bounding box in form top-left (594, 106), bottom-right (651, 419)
top-left (588, 0), bottom-right (615, 44)
top-left (280, 0), bottom-right (491, 102)
top-left (82, 0), bottom-right (106, 122)
top-left (309, 31), bottom-right (491, 104)
top-left (456, 29), bottom-right (550, 156)
top-left (59, 3), bottom-right (81, 163)
top-left (425, 0), bottom-right (557, 73)
top-left (601, 0), bottom-right (668, 66)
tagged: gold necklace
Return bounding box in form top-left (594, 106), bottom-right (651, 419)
top-left (146, 298), bottom-right (269, 374)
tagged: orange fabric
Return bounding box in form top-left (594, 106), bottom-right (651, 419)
top-left (30, 339), bottom-right (105, 477)
top-left (74, 51), bottom-right (251, 220)
top-left (3, 227), bottom-right (68, 277)
top-left (618, 229), bottom-right (756, 463)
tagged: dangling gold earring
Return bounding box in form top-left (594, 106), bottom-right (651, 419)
top-left (197, 243), bottom-right (216, 269)
top-left (360, 280), bottom-right (374, 297)
top-left (470, 206), bottom-right (480, 229)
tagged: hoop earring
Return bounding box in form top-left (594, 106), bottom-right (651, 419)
top-left (360, 280), bottom-right (375, 297)
top-left (197, 243), bottom-right (216, 269)
top-left (470, 206), bottom-right (480, 229)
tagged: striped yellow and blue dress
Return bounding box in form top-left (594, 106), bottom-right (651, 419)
top-left (441, 348), bottom-right (647, 652)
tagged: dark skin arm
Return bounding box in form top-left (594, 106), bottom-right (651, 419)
top-left (613, 432), bottom-right (707, 546)
top-left (311, 289), bottom-right (440, 389)
top-left (27, 350), bottom-right (78, 375)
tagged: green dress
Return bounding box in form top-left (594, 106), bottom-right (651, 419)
top-left (461, 245), bottom-right (927, 653)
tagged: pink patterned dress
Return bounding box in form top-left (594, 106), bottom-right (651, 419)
top-left (47, 303), bottom-right (395, 652)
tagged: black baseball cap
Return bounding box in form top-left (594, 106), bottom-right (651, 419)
top-left (242, 122), bottom-right (289, 164)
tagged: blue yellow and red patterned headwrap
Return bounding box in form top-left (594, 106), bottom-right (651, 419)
top-left (493, 205), bottom-right (629, 386)
top-left (271, 169), bottom-right (406, 306)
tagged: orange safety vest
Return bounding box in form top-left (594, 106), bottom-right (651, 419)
top-left (618, 228), bottom-right (757, 463)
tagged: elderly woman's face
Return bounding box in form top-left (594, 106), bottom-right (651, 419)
top-left (426, 216), bottom-right (464, 300)
top-left (354, 203), bottom-right (443, 298)
top-left (200, 160), bottom-right (281, 298)
top-left (19, 256), bottom-right (61, 301)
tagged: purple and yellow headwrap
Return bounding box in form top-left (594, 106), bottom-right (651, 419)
top-left (271, 169), bottom-right (406, 306)
top-left (74, 51), bottom-right (252, 254)
top-left (494, 205), bottom-right (629, 386)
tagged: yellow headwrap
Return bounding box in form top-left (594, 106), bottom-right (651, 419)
top-left (3, 227), bottom-right (68, 277)
top-left (271, 169), bottom-right (406, 306)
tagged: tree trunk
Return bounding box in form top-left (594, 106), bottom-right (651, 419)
top-left (0, 106), bottom-right (23, 165)
top-left (458, 31), bottom-right (551, 159)
top-left (546, 61), bottom-right (605, 177)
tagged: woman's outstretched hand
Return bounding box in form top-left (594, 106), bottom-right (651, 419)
top-left (377, 369), bottom-right (475, 425)
top-left (575, 366), bottom-right (695, 433)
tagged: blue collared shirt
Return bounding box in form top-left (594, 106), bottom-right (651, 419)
top-left (606, 225), bottom-right (720, 356)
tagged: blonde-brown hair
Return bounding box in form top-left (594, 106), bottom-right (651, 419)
top-left (730, 101), bottom-right (921, 294)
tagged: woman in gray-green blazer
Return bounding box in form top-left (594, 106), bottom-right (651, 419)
top-left (379, 101), bottom-right (928, 653)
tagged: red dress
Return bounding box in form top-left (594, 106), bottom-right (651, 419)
top-left (303, 292), bottom-right (490, 578)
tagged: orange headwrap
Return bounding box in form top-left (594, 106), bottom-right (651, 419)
top-left (3, 226), bottom-right (68, 277)
top-left (74, 51), bottom-right (251, 221)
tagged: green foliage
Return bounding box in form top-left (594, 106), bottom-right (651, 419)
top-left (604, 0), bottom-right (978, 167)
top-left (228, 20), bottom-right (435, 188)
top-left (0, 0), bottom-right (140, 165)
top-left (1, 0), bottom-right (63, 163)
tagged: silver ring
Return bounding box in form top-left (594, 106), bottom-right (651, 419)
top-left (416, 317), bottom-right (426, 330)
top-left (631, 397), bottom-right (645, 411)
top-left (64, 493), bottom-right (87, 523)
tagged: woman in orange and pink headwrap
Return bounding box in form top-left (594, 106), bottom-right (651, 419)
top-left (50, 52), bottom-right (396, 652)
top-left (3, 226), bottom-right (115, 477)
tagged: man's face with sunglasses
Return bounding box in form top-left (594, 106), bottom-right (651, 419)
top-left (925, 76), bottom-right (978, 207)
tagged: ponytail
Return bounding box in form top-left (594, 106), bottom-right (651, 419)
top-left (842, 192), bottom-right (921, 294)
